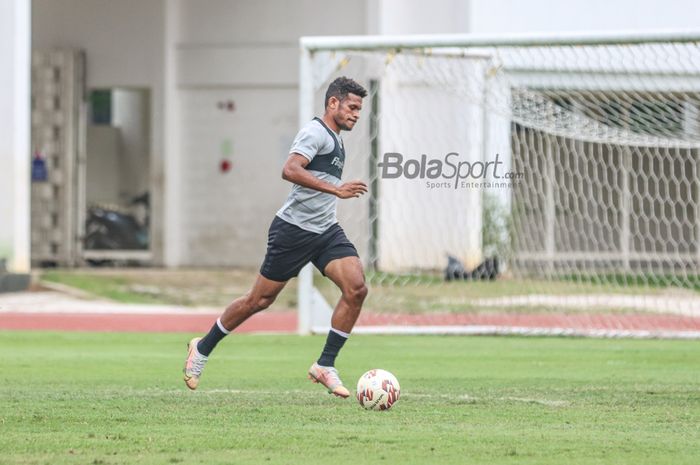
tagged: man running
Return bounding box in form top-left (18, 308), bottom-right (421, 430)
top-left (183, 77), bottom-right (369, 398)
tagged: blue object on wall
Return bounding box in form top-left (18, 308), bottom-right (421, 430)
top-left (31, 153), bottom-right (48, 182)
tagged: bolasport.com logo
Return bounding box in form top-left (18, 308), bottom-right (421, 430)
top-left (377, 152), bottom-right (524, 189)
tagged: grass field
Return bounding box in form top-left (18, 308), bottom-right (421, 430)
top-left (2, 331), bottom-right (699, 464)
top-left (39, 269), bottom-right (299, 308)
top-left (39, 268), bottom-right (697, 314)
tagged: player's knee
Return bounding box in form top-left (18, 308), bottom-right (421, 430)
top-left (344, 283), bottom-right (368, 306)
top-left (245, 294), bottom-right (276, 313)
top-left (254, 295), bottom-right (276, 312)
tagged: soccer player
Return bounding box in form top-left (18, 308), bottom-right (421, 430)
top-left (183, 77), bottom-right (369, 398)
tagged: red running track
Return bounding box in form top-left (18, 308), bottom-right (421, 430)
top-left (356, 312), bottom-right (700, 331)
top-left (1, 311), bottom-right (700, 334)
top-left (0, 312), bottom-right (296, 333)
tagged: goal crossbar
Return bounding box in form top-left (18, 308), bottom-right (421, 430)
top-left (301, 29), bottom-right (700, 52)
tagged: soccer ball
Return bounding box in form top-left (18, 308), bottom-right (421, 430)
top-left (356, 369), bottom-right (400, 411)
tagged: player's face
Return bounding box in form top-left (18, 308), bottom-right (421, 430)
top-left (332, 93), bottom-right (363, 131)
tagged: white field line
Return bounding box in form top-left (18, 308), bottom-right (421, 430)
top-left (0, 291), bottom-right (220, 315)
top-left (396, 392), bottom-right (568, 407)
top-left (90, 387), bottom-right (570, 407)
top-left (2, 291), bottom-right (699, 318)
top-left (343, 325), bottom-right (700, 340)
top-left (471, 294), bottom-right (700, 317)
top-left (3, 291), bottom-right (700, 315)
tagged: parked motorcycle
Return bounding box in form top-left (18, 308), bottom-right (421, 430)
top-left (84, 192), bottom-right (149, 251)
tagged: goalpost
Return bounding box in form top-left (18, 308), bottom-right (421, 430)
top-left (297, 31), bottom-right (700, 337)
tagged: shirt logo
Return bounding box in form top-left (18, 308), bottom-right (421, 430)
top-left (331, 156), bottom-right (344, 171)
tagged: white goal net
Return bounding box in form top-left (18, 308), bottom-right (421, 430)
top-left (298, 32), bottom-right (700, 338)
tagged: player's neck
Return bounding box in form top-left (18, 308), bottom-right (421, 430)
top-left (321, 115), bottom-right (341, 135)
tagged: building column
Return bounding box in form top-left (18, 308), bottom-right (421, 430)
top-left (163, 0), bottom-right (182, 267)
top-left (0, 0), bottom-right (31, 275)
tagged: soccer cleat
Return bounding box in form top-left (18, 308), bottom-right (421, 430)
top-left (308, 362), bottom-right (350, 398)
top-left (183, 337), bottom-right (208, 390)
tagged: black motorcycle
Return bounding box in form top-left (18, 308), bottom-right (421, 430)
top-left (84, 192), bottom-right (149, 251)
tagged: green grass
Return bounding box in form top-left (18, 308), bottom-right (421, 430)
top-left (317, 275), bottom-right (686, 314)
top-left (41, 270), bottom-right (166, 304)
top-left (41, 268), bottom-right (695, 315)
top-left (560, 273), bottom-right (700, 293)
top-left (1, 332), bottom-right (699, 464)
top-left (39, 269), bottom-right (299, 309)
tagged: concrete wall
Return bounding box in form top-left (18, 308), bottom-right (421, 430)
top-left (0, 0), bottom-right (31, 273)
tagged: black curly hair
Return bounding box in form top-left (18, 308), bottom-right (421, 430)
top-left (324, 77), bottom-right (368, 108)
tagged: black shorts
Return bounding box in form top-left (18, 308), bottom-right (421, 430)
top-left (260, 216), bottom-right (359, 282)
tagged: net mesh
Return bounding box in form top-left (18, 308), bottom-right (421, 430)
top-left (305, 38), bottom-right (700, 334)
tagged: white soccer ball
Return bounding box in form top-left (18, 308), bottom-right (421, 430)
top-left (356, 369), bottom-right (401, 411)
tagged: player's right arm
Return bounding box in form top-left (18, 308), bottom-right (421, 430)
top-left (282, 154), bottom-right (368, 199)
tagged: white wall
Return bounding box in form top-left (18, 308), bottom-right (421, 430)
top-left (172, 0), bottom-right (369, 266)
top-left (367, 0), bottom-right (477, 270)
top-left (0, 0), bottom-right (31, 273)
top-left (470, 0), bottom-right (700, 33)
top-left (373, 0), bottom-right (470, 34)
top-left (86, 126), bottom-right (121, 205)
top-left (377, 72), bottom-right (485, 270)
top-left (112, 89), bottom-right (151, 201)
top-left (85, 91), bottom-right (152, 207)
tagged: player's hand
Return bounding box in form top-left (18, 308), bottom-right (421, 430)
top-left (335, 180), bottom-right (368, 199)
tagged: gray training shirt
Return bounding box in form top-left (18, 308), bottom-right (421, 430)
top-left (276, 118), bottom-right (346, 234)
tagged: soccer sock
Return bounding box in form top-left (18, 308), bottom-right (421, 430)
top-left (317, 328), bottom-right (349, 367)
top-left (196, 318), bottom-right (230, 356)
